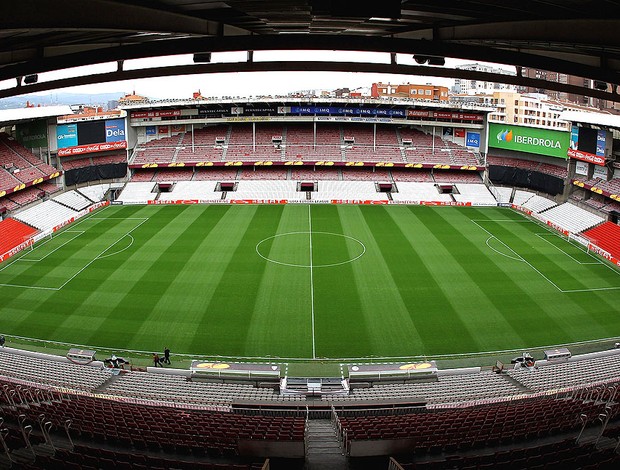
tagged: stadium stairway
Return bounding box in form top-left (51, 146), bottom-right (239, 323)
top-left (304, 419), bottom-right (347, 470)
top-left (500, 371), bottom-right (533, 393)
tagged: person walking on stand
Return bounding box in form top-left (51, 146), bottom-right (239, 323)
top-left (153, 353), bottom-right (163, 367)
top-left (163, 347), bottom-right (171, 365)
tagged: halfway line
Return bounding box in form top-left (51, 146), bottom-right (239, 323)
top-left (308, 204), bottom-right (316, 359)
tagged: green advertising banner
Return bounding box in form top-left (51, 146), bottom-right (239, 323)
top-left (16, 120), bottom-right (48, 148)
top-left (488, 123), bottom-right (569, 159)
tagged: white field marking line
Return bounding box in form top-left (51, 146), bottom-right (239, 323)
top-left (474, 219), bottom-right (620, 293)
top-left (0, 282), bottom-right (59, 291)
top-left (0, 217), bottom-right (149, 291)
top-left (8, 331), bottom-right (620, 363)
top-left (308, 204), bottom-right (316, 360)
top-left (0, 230), bottom-right (83, 273)
top-left (97, 234), bottom-right (134, 260)
top-left (472, 220), bottom-right (525, 263)
top-left (55, 218), bottom-right (149, 290)
top-left (508, 208), bottom-right (620, 279)
top-left (255, 231), bottom-right (366, 268)
top-left (18, 232), bottom-right (85, 262)
top-left (535, 233), bottom-right (599, 265)
top-left (484, 236), bottom-right (523, 262)
top-left (472, 219), bottom-right (564, 292)
top-left (0, 211), bottom-right (145, 290)
top-left (65, 204), bottom-right (112, 229)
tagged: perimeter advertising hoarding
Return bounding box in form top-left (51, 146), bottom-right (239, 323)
top-left (488, 123), bottom-right (569, 159)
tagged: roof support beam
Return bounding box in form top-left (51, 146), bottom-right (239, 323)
top-left (2, 59), bottom-right (618, 102)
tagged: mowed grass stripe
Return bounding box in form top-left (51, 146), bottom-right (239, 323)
top-left (245, 205), bottom-right (314, 358)
top-left (310, 205), bottom-right (373, 358)
top-left (389, 206), bottom-right (523, 353)
top-left (356, 205), bottom-right (477, 355)
top-left (457, 208), bottom-right (575, 348)
top-left (519, 219), bottom-right (620, 291)
top-left (478, 217), bottom-right (601, 291)
top-left (74, 205), bottom-right (214, 349)
top-left (4, 211), bottom-right (151, 342)
top-left (334, 205), bottom-right (426, 357)
top-left (189, 205), bottom-right (286, 356)
top-left (0, 209), bottom-right (142, 289)
top-left (3, 204), bottom-right (620, 358)
top-left (476, 213), bottom-right (617, 341)
top-left (126, 205), bottom-right (255, 353)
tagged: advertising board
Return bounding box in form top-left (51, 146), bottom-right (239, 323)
top-left (488, 123), bottom-right (569, 159)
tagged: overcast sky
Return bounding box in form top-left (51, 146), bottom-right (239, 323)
top-left (2, 51), bottom-right (515, 101)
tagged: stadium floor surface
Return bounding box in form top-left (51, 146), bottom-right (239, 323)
top-left (1, 204), bottom-right (620, 361)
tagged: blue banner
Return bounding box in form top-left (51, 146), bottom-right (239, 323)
top-left (56, 124), bottom-right (78, 149)
top-left (596, 130), bottom-right (606, 156)
top-left (290, 106), bottom-right (405, 117)
top-left (105, 118), bottom-right (126, 142)
top-left (466, 132), bottom-right (480, 148)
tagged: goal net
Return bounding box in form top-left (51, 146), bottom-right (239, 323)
top-left (568, 233), bottom-right (593, 254)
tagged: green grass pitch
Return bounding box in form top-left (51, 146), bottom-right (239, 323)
top-left (2, 203), bottom-right (620, 360)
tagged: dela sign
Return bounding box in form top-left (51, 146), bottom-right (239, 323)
top-left (105, 119), bottom-right (126, 143)
top-left (488, 123), bottom-right (569, 159)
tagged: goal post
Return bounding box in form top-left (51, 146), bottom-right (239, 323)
top-left (568, 233), bottom-right (592, 254)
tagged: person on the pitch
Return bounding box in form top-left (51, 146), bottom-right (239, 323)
top-left (163, 347), bottom-right (171, 365)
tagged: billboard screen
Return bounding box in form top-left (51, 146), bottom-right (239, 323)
top-left (78, 120), bottom-right (106, 146)
top-left (16, 120), bottom-right (48, 148)
top-left (568, 125), bottom-right (607, 166)
top-left (57, 118), bottom-right (127, 156)
top-left (488, 123), bottom-right (569, 159)
top-left (57, 124), bottom-right (78, 149)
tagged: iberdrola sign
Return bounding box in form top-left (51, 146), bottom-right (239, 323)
top-left (488, 123), bottom-right (569, 159)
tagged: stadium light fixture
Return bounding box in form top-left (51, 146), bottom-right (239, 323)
top-left (193, 53), bottom-right (212, 63)
top-left (413, 55), bottom-right (445, 66)
top-left (24, 74), bottom-right (38, 84)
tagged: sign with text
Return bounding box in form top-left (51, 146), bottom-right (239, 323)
top-left (488, 123), bottom-right (569, 159)
top-left (465, 131), bottom-right (481, 148)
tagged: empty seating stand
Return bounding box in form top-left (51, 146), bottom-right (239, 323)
top-left (53, 190), bottom-right (93, 211)
top-left (583, 222), bottom-right (620, 260)
top-left (13, 200), bottom-right (78, 232)
top-left (0, 218), bottom-right (38, 254)
top-left (542, 203), bottom-right (605, 234)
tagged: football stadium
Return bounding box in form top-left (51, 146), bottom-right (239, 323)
top-left (1, 1), bottom-right (620, 469)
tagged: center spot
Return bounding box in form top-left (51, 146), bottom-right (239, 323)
top-left (256, 231), bottom-right (366, 268)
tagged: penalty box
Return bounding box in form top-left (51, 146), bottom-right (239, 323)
top-left (474, 219), bottom-right (620, 293)
top-left (0, 217), bottom-right (148, 291)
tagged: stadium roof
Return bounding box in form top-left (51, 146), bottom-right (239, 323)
top-left (0, 105), bottom-right (73, 125)
top-left (559, 110), bottom-right (620, 130)
top-left (1, 1), bottom-right (619, 101)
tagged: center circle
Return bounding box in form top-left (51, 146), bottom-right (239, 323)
top-left (256, 231), bottom-right (366, 268)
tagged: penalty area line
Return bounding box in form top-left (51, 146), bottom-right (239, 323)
top-left (54, 218), bottom-right (149, 291)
